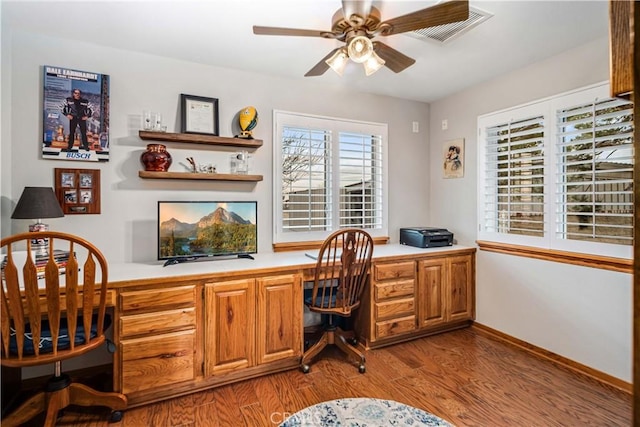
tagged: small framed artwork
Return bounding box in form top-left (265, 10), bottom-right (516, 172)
top-left (61, 173), bottom-right (74, 187)
top-left (79, 190), bottom-right (92, 203)
top-left (79, 173), bottom-right (93, 187)
top-left (180, 94), bottom-right (219, 136)
top-left (55, 168), bottom-right (100, 214)
top-left (443, 138), bottom-right (464, 179)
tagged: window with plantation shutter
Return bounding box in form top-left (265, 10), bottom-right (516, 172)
top-left (274, 111), bottom-right (388, 244)
top-left (483, 114), bottom-right (545, 238)
top-left (478, 83), bottom-right (634, 259)
top-left (338, 131), bottom-right (384, 229)
top-left (555, 97), bottom-right (634, 246)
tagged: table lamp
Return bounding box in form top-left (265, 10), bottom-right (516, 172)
top-left (11, 187), bottom-right (64, 253)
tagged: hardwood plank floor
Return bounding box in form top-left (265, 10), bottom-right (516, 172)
top-left (17, 327), bottom-right (631, 426)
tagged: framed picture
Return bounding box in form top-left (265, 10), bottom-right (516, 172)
top-left (61, 173), bottom-right (74, 187)
top-left (55, 168), bottom-right (101, 214)
top-left (42, 65), bottom-right (110, 162)
top-left (180, 94), bottom-right (219, 136)
top-left (443, 138), bottom-right (464, 179)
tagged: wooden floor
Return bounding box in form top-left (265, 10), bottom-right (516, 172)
top-left (15, 327), bottom-right (632, 426)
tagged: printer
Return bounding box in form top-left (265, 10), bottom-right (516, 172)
top-left (400, 227), bottom-right (454, 248)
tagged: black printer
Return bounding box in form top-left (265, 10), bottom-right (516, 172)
top-left (400, 227), bottom-right (454, 248)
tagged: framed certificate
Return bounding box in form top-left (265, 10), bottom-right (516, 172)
top-left (180, 94), bottom-right (219, 135)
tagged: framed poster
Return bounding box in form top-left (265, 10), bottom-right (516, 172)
top-left (54, 168), bottom-right (101, 214)
top-left (43, 65), bottom-right (110, 162)
top-left (443, 138), bottom-right (464, 179)
top-left (180, 94), bottom-right (219, 135)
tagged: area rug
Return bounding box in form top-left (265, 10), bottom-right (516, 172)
top-left (279, 397), bottom-right (453, 426)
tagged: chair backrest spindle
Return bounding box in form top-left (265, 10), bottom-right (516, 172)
top-left (308, 229), bottom-right (374, 316)
top-left (1, 231), bottom-right (109, 367)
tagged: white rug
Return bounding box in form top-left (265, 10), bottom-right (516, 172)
top-left (280, 397), bottom-right (453, 426)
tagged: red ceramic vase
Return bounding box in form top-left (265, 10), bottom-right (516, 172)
top-left (141, 144), bottom-right (172, 172)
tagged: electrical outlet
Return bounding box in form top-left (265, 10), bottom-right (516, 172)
top-left (442, 119), bottom-right (448, 130)
top-left (412, 121), bottom-right (419, 133)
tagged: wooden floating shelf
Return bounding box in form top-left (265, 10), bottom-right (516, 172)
top-left (139, 131), bottom-right (262, 148)
top-left (138, 171), bottom-right (263, 182)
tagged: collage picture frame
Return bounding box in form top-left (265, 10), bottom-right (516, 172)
top-left (54, 168), bottom-right (101, 214)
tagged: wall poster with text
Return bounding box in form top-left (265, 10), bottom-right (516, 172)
top-left (42, 65), bottom-right (110, 162)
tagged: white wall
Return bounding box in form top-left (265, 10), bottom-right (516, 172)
top-left (1, 30), bottom-right (431, 261)
top-left (428, 36), bottom-right (632, 382)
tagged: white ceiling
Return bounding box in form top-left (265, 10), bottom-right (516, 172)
top-left (2, 0), bottom-right (609, 103)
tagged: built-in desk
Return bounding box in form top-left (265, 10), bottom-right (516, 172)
top-left (107, 244), bottom-right (476, 407)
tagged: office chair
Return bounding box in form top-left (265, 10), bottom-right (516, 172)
top-left (301, 228), bottom-right (373, 374)
top-left (1, 231), bottom-right (127, 426)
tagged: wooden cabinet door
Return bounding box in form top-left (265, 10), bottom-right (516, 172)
top-left (205, 279), bottom-right (255, 376)
top-left (448, 255), bottom-right (474, 322)
top-left (256, 274), bottom-right (303, 364)
top-left (418, 258), bottom-right (447, 328)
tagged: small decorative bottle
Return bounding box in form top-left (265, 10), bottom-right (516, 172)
top-left (140, 143), bottom-right (172, 172)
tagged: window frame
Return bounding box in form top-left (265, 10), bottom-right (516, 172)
top-left (477, 82), bottom-right (633, 260)
top-left (273, 110), bottom-right (388, 244)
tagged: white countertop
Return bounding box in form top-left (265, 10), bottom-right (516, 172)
top-left (107, 244), bottom-right (475, 285)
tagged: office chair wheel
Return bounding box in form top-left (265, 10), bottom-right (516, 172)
top-left (348, 338), bottom-right (358, 346)
top-left (109, 410), bottom-right (124, 423)
top-left (301, 364), bottom-right (310, 374)
top-left (358, 364), bottom-right (366, 374)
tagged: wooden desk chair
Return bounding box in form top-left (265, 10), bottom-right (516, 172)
top-left (1, 231), bottom-right (127, 426)
top-left (301, 228), bottom-right (373, 374)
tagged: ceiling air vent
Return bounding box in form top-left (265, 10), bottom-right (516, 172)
top-left (408, 5), bottom-right (493, 44)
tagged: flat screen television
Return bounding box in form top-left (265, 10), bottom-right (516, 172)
top-left (158, 201), bottom-right (257, 265)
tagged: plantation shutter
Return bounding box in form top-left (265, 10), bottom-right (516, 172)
top-left (483, 115), bottom-right (546, 237)
top-left (338, 131), bottom-right (384, 229)
top-left (274, 111), bottom-right (388, 243)
top-left (281, 125), bottom-right (332, 232)
top-left (555, 97), bottom-right (634, 245)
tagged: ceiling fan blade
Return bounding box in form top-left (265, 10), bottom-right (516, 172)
top-left (342, 0), bottom-right (373, 23)
top-left (253, 26), bottom-right (329, 38)
top-left (379, 1), bottom-right (469, 36)
top-left (304, 48), bottom-right (341, 77)
top-left (373, 41), bottom-right (416, 73)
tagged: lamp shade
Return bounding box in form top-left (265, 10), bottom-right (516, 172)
top-left (325, 48), bottom-right (349, 76)
top-left (363, 50), bottom-right (386, 76)
top-left (347, 36), bottom-right (374, 64)
top-left (11, 187), bottom-right (64, 220)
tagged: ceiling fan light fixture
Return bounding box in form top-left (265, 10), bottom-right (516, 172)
top-left (363, 50), bottom-right (385, 76)
top-left (325, 48), bottom-right (349, 76)
top-left (347, 35), bottom-right (373, 63)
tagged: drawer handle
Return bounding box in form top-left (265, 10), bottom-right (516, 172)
top-left (160, 350), bottom-right (186, 359)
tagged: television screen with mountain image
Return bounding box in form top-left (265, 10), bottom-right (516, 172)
top-left (158, 201), bottom-right (257, 265)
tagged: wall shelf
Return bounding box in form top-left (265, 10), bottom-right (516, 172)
top-left (138, 171), bottom-right (263, 182)
top-left (139, 131), bottom-right (262, 149)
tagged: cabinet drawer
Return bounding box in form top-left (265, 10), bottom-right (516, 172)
top-left (374, 262), bottom-right (415, 281)
top-left (120, 285), bottom-right (195, 312)
top-left (121, 329), bottom-right (195, 394)
top-left (374, 298), bottom-right (415, 321)
top-left (375, 315), bottom-right (416, 339)
top-left (120, 307), bottom-right (196, 338)
top-left (374, 280), bottom-right (414, 301)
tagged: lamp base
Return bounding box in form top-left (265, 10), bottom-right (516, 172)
top-left (29, 221), bottom-right (49, 255)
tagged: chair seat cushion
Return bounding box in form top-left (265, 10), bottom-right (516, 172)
top-left (9, 314), bottom-right (111, 356)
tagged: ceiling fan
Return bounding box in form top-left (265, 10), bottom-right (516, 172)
top-left (253, 0), bottom-right (469, 77)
